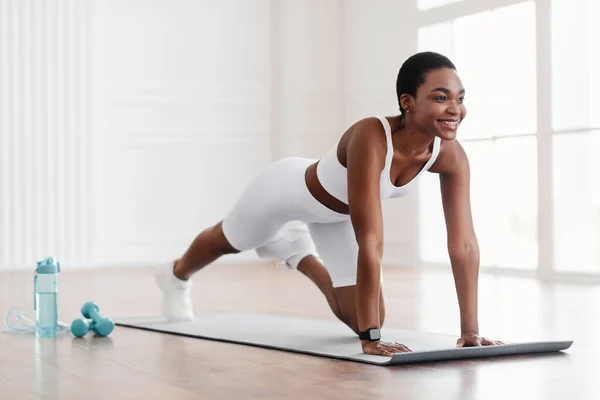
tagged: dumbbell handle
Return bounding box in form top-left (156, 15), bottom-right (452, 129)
top-left (87, 307), bottom-right (104, 322)
top-left (83, 302), bottom-right (109, 324)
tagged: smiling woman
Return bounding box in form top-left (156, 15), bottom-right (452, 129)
top-left (153, 51), bottom-right (503, 357)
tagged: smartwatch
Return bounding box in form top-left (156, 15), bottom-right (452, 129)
top-left (358, 328), bottom-right (381, 341)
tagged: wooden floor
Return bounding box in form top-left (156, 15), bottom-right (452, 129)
top-left (0, 262), bottom-right (599, 399)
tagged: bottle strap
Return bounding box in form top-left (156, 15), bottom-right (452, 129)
top-left (33, 274), bottom-right (37, 310)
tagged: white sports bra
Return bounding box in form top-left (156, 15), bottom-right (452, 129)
top-left (316, 116), bottom-right (441, 205)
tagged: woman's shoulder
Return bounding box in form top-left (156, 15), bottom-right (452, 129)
top-left (342, 117), bottom-right (387, 150)
top-left (349, 116), bottom-right (386, 131)
top-left (344, 116), bottom-right (388, 145)
top-left (335, 116), bottom-right (388, 167)
top-left (428, 138), bottom-right (469, 175)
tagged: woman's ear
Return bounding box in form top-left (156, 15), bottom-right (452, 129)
top-left (399, 94), bottom-right (414, 112)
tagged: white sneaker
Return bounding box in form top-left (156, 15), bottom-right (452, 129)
top-left (255, 225), bottom-right (316, 269)
top-left (154, 262), bottom-right (195, 322)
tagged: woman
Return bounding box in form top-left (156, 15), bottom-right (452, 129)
top-left (155, 51), bottom-right (503, 356)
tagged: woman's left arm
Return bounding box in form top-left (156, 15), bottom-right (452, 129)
top-left (431, 139), bottom-right (479, 335)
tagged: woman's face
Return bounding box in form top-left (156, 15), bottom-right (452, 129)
top-left (402, 67), bottom-right (467, 141)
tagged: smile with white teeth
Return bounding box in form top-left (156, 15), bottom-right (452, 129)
top-left (439, 120), bottom-right (458, 127)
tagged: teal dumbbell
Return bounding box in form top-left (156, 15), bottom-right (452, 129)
top-left (71, 302), bottom-right (114, 337)
top-left (81, 301), bottom-right (114, 337)
top-left (71, 318), bottom-right (96, 337)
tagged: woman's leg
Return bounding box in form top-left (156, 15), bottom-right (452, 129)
top-left (251, 222), bottom-right (341, 319)
top-left (158, 158), bottom-right (323, 321)
top-left (174, 159), bottom-right (312, 281)
top-left (156, 220), bottom-right (239, 321)
top-left (332, 285), bottom-right (386, 334)
top-left (173, 220), bottom-right (240, 281)
top-left (295, 255), bottom-right (385, 334)
top-left (296, 255), bottom-right (345, 323)
top-left (307, 220), bottom-right (386, 334)
top-left (170, 218), bottom-right (371, 329)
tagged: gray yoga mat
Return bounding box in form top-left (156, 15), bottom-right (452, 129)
top-left (115, 313), bottom-right (572, 365)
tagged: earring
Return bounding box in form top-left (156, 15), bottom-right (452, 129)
top-left (406, 109), bottom-right (410, 113)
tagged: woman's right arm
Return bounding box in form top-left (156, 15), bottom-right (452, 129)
top-left (346, 119), bottom-right (412, 356)
top-left (346, 120), bottom-right (387, 336)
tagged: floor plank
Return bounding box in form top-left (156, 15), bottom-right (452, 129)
top-left (0, 373), bottom-right (40, 400)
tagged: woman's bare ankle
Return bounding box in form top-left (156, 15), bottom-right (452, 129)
top-left (172, 259), bottom-right (190, 281)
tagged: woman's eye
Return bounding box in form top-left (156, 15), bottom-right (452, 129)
top-left (436, 95), bottom-right (447, 101)
top-left (458, 97), bottom-right (465, 103)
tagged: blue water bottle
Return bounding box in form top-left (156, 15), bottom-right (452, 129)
top-left (34, 257), bottom-right (60, 338)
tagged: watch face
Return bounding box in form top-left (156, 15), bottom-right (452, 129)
top-left (370, 329), bottom-right (381, 340)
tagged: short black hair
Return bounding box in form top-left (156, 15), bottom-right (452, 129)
top-left (396, 51), bottom-right (457, 115)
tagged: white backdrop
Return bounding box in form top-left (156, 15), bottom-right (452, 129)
top-left (0, 0), bottom-right (419, 270)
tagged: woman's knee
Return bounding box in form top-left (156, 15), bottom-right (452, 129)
top-left (213, 221), bottom-right (241, 255)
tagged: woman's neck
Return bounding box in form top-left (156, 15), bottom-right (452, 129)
top-left (389, 115), bottom-right (435, 158)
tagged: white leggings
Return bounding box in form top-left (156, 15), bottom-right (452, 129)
top-left (222, 157), bottom-right (381, 288)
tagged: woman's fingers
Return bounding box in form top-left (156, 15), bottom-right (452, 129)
top-left (481, 338), bottom-right (504, 346)
top-left (392, 343), bottom-right (412, 353)
top-left (362, 340), bottom-right (411, 356)
top-left (456, 337), bottom-right (482, 347)
top-left (458, 336), bottom-right (504, 347)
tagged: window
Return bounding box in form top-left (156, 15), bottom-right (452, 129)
top-left (417, 1), bottom-right (538, 269)
top-left (551, 0), bottom-right (600, 131)
top-left (552, 132), bottom-right (600, 273)
top-left (419, 137), bottom-right (538, 269)
top-left (551, 0), bottom-right (600, 273)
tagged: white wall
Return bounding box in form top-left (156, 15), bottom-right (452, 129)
top-left (91, 0), bottom-right (273, 266)
top-left (272, 0), bottom-right (345, 160)
top-left (0, 0), bottom-right (419, 270)
top-left (0, 0), bottom-right (93, 269)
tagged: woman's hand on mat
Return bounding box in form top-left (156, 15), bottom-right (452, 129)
top-left (361, 340), bottom-right (412, 356)
top-left (456, 332), bottom-right (504, 348)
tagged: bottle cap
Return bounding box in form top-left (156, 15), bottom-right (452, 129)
top-left (36, 257), bottom-right (61, 274)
